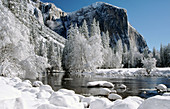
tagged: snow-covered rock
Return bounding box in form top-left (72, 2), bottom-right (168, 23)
top-left (57, 89), bottom-right (75, 95)
top-left (39, 85), bottom-right (54, 94)
top-left (138, 95), bottom-right (170, 109)
top-left (81, 96), bottom-right (97, 106)
top-left (36, 90), bottom-right (51, 99)
top-left (23, 80), bottom-right (32, 85)
top-left (108, 93), bottom-right (122, 100)
top-left (155, 84), bottom-right (167, 92)
top-left (29, 87), bottom-right (40, 94)
top-left (107, 96), bottom-right (143, 109)
top-left (87, 81), bottom-right (114, 88)
top-left (89, 97), bottom-right (111, 109)
top-left (89, 88), bottom-right (111, 96)
top-left (33, 81), bottom-right (43, 87)
top-left (49, 91), bottom-right (84, 109)
top-left (117, 84), bottom-right (127, 89)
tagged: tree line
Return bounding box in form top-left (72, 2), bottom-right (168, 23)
top-left (61, 18), bottom-right (163, 73)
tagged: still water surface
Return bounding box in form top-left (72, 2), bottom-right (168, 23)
top-left (41, 73), bottom-right (170, 98)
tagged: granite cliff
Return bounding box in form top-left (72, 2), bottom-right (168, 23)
top-left (41, 2), bottom-right (148, 53)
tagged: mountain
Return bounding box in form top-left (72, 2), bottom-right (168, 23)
top-left (41, 2), bottom-right (148, 53)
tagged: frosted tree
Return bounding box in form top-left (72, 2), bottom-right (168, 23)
top-left (142, 56), bottom-right (157, 74)
top-left (90, 18), bottom-right (97, 37)
top-left (39, 39), bottom-right (47, 57)
top-left (79, 20), bottom-right (89, 39)
top-left (63, 23), bottom-right (90, 73)
top-left (88, 19), bottom-right (103, 70)
top-left (101, 31), bottom-right (111, 68)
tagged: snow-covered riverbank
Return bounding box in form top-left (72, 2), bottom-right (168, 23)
top-left (0, 76), bottom-right (170, 109)
top-left (97, 68), bottom-right (170, 77)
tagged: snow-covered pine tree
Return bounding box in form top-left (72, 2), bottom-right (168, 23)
top-left (79, 20), bottom-right (89, 39)
top-left (90, 18), bottom-right (97, 37)
top-left (101, 31), bottom-right (111, 68)
top-left (63, 23), bottom-right (90, 73)
top-left (88, 18), bottom-right (103, 70)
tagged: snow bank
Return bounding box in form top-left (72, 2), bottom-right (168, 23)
top-left (0, 84), bottom-right (23, 109)
top-left (138, 95), bottom-right (170, 109)
top-left (1, 76), bottom-right (170, 109)
top-left (97, 68), bottom-right (170, 77)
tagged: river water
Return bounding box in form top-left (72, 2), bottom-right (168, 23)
top-left (41, 73), bottom-right (170, 98)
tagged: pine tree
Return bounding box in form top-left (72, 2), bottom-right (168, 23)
top-left (153, 47), bottom-right (156, 58)
top-left (80, 20), bottom-right (89, 39)
top-left (90, 18), bottom-right (97, 37)
top-left (160, 44), bottom-right (165, 67)
top-left (63, 23), bottom-right (90, 73)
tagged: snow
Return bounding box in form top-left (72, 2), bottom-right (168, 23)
top-left (138, 95), bottom-right (170, 109)
top-left (87, 81), bottom-right (114, 88)
top-left (117, 84), bottom-right (127, 89)
top-left (89, 88), bottom-right (111, 96)
top-left (89, 97), bottom-right (111, 109)
top-left (155, 84), bottom-right (167, 92)
top-left (0, 75), bottom-right (170, 109)
top-left (108, 93), bottom-right (122, 100)
top-left (108, 96), bottom-right (144, 109)
top-left (97, 68), bottom-right (170, 77)
top-left (0, 84), bottom-right (21, 100)
top-left (49, 91), bottom-right (84, 109)
top-left (33, 81), bottom-right (43, 87)
top-left (39, 85), bottom-right (54, 93)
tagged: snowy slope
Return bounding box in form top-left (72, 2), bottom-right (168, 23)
top-left (0, 0), bottom-right (65, 79)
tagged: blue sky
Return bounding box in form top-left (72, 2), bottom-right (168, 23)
top-left (41, 0), bottom-right (170, 50)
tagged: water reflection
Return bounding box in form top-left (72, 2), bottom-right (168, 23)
top-left (42, 73), bottom-right (170, 98)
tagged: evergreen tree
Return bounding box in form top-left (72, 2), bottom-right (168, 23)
top-left (160, 44), bottom-right (165, 67)
top-left (80, 20), bottom-right (89, 39)
top-left (63, 23), bottom-right (90, 72)
top-left (153, 47), bottom-right (156, 58)
top-left (90, 18), bottom-right (97, 37)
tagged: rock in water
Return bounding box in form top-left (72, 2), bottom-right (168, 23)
top-left (155, 84), bottom-right (167, 92)
top-left (87, 81), bottom-right (114, 88)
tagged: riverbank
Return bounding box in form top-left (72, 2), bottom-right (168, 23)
top-left (0, 75), bottom-right (170, 109)
top-left (97, 68), bottom-right (170, 77)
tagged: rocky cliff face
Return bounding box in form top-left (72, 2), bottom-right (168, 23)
top-left (41, 2), bottom-right (148, 52)
top-left (0, 0), bottom-right (65, 79)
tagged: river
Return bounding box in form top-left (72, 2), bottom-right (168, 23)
top-left (41, 72), bottom-right (170, 98)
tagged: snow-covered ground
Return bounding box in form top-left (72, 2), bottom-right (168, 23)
top-left (0, 75), bottom-right (170, 109)
top-left (97, 68), bottom-right (170, 77)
